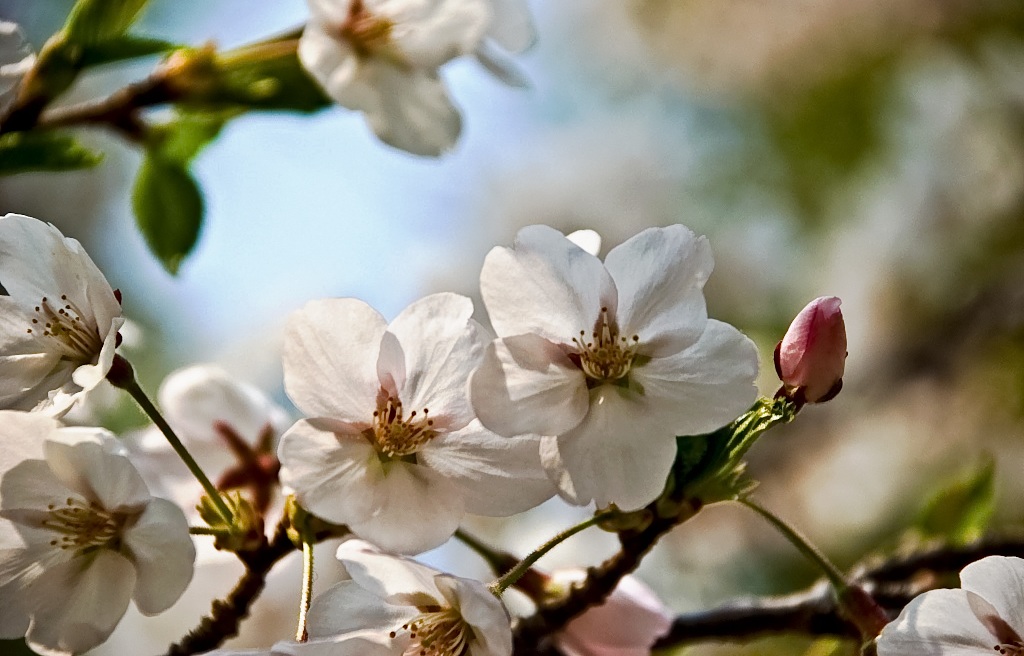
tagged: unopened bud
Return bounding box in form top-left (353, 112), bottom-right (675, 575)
top-left (775, 296), bottom-right (847, 404)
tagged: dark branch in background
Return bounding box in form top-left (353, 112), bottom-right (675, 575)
top-left (652, 535), bottom-right (1024, 649)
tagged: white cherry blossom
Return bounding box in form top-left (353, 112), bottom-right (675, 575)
top-left (0, 213), bottom-right (125, 414)
top-left (0, 21), bottom-right (34, 120)
top-left (278, 292), bottom-right (553, 554)
top-left (471, 225), bottom-right (759, 511)
top-left (298, 0), bottom-right (530, 156)
top-left (877, 555), bottom-right (1024, 656)
top-left (0, 411), bottom-right (195, 655)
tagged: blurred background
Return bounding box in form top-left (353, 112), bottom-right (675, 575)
top-left (3, 0), bottom-right (1024, 654)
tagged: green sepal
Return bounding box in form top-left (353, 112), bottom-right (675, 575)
top-left (199, 45), bottom-right (331, 113)
top-left (914, 456), bottom-right (996, 545)
top-left (64, 0), bottom-right (150, 46)
top-left (0, 131), bottom-right (104, 175)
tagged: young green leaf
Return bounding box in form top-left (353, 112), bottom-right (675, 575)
top-left (64, 0), bottom-right (150, 45)
top-left (0, 131), bottom-right (104, 175)
top-left (131, 152), bottom-right (203, 275)
top-left (79, 35), bottom-right (178, 68)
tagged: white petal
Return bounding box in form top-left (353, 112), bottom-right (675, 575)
top-left (0, 214), bottom-right (120, 334)
top-left (387, 0), bottom-right (491, 68)
top-left (362, 64), bottom-right (462, 157)
top-left (480, 225), bottom-right (615, 343)
top-left (0, 22), bottom-right (34, 116)
top-left (307, 580), bottom-right (415, 638)
top-left (24, 550), bottom-right (135, 656)
top-left (473, 43), bottom-right (529, 89)
top-left (0, 547), bottom-right (32, 639)
top-left (346, 461), bottom-right (465, 554)
top-left (470, 335), bottom-right (588, 437)
top-left (482, 0), bottom-right (535, 52)
top-left (158, 364), bottom-right (288, 445)
top-left (42, 437), bottom-right (150, 512)
top-left (604, 225), bottom-right (713, 357)
top-left (960, 556), bottom-right (1024, 639)
top-left (0, 410), bottom-right (57, 483)
top-left (69, 314), bottom-right (124, 391)
top-left (631, 320), bottom-right (759, 436)
top-left (545, 386), bottom-right (676, 511)
top-left (436, 574), bottom-right (512, 656)
top-left (386, 293), bottom-right (481, 428)
top-left (272, 632), bottom-right (399, 656)
top-left (876, 588), bottom-right (999, 655)
top-left (420, 422), bottom-right (553, 516)
top-left (376, 330), bottom-right (407, 396)
top-left (284, 298), bottom-right (386, 421)
top-left (123, 497), bottom-right (195, 615)
top-left (278, 420), bottom-right (381, 526)
top-left (565, 229), bottom-right (601, 257)
top-left (335, 539), bottom-right (444, 606)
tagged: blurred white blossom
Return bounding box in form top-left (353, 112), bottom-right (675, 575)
top-left (0, 213), bottom-right (125, 414)
top-left (471, 225), bottom-right (759, 511)
top-left (0, 20), bottom-right (34, 119)
top-left (0, 412), bottom-right (194, 655)
top-left (278, 293), bottom-right (553, 554)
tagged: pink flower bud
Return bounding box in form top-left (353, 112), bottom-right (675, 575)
top-left (775, 296), bottom-right (847, 404)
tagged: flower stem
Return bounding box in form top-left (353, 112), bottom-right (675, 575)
top-left (491, 511), bottom-right (613, 595)
top-left (739, 497), bottom-right (848, 590)
top-left (110, 356), bottom-right (234, 524)
top-left (296, 530), bottom-right (315, 642)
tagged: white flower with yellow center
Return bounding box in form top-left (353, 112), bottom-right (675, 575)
top-left (470, 225), bottom-right (760, 511)
top-left (278, 292), bottom-right (553, 554)
top-left (0, 411), bottom-right (195, 655)
top-left (877, 556), bottom-right (1024, 656)
top-left (0, 213), bottom-right (125, 414)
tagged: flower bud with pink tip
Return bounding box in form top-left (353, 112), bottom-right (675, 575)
top-left (774, 296), bottom-right (847, 405)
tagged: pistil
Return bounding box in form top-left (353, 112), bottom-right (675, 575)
top-left (390, 605), bottom-right (470, 656)
top-left (572, 307), bottom-right (639, 383)
top-left (41, 497), bottom-right (123, 553)
top-left (372, 395), bottom-right (437, 457)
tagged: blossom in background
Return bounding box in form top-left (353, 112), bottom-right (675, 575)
top-left (0, 20), bottom-right (34, 119)
top-left (552, 570), bottom-right (672, 656)
top-left (877, 555), bottom-right (1024, 655)
top-left (0, 213), bottom-right (125, 414)
top-left (298, 0), bottom-right (530, 156)
top-left (278, 293), bottom-right (553, 554)
top-left (471, 225), bottom-right (759, 511)
top-left (0, 412), bottom-right (195, 655)
top-left (775, 296), bottom-right (847, 404)
top-left (127, 365), bottom-right (290, 562)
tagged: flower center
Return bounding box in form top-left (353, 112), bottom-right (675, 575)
top-left (372, 395), bottom-right (437, 458)
top-left (996, 643), bottom-right (1024, 655)
top-left (572, 307), bottom-right (639, 383)
top-left (26, 295), bottom-right (102, 362)
top-left (40, 497), bottom-right (124, 553)
top-left (339, 0), bottom-right (395, 58)
top-left (390, 605), bottom-right (471, 656)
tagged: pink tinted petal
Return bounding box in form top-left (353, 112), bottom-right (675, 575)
top-left (437, 575), bottom-right (512, 656)
top-left (278, 420), bottom-right (381, 525)
top-left (877, 588), bottom-right (998, 655)
top-left (336, 539), bottom-right (443, 606)
top-left (604, 225), bottom-right (712, 358)
top-left (346, 461), bottom-right (465, 554)
top-left (545, 386), bottom-right (675, 511)
top-left (25, 550), bottom-right (135, 656)
top-left (283, 298), bottom-right (386, 421)
top-left (778, 296), bottom-right (847, 402)
top-left (555, 573), bottom-right (671, 655)
top-left (480, 225), bottom-right (615, 343)
top-left (307, 580), bottom-right (416, 638)
top-left (420, 422), bottom-right (553, 516)
top-left (632, 320), bottom-right (759, 437)
top-left (272, 632), bottom-right (398, 656)
top-left (960, 556), bottom-right (1024, 639)
top-left (386, 293), bottom-right (481, 426)
top-left (375, 330), bottom-right (406, 396)
top-left (123, 498), bottom-right (195, 615)
top-left (470, 335), bottom-right (588, 437)
top-left (42, 437), bottom-right (150, 512)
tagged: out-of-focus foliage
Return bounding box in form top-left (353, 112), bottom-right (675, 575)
top-left (913, 457), bottom-right (996, 545)
top-left (0, 130), bottom-right (103, 173)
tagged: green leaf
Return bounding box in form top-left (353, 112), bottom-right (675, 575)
top-left (65, 0), bottom-right (150, 45)
top-left (80, 34), bottom-right (178, 67)
top-left (202, 46), bottom-right (331, 113)
top-left (915, 457), bottom-right (996, 545)
top-left (0, 131), bottom-right (104, 175)
top-left (132, 153), bottom-right (203, 275)
top-left (150, 110), bottom-right (233, 164)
